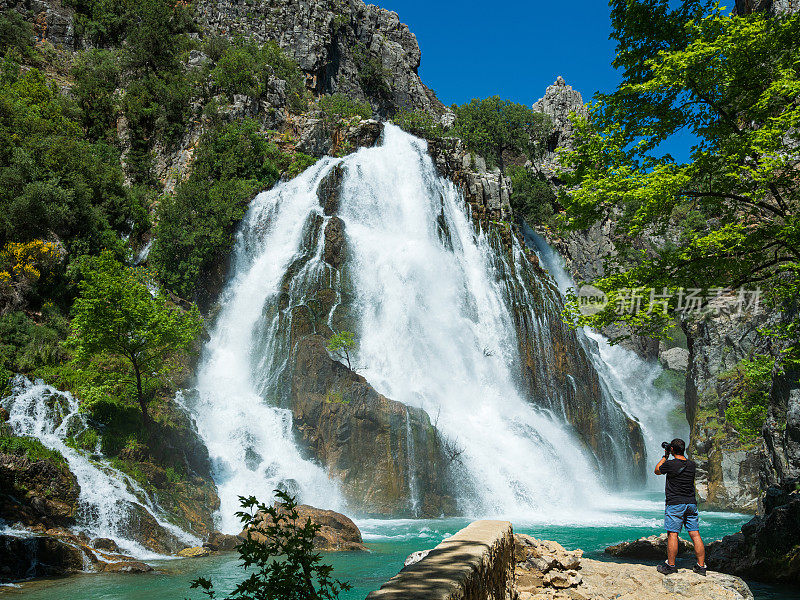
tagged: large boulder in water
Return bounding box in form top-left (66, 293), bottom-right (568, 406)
top-left (242, 504), bottom-right (367, 552)
top-left (290, 334), bottom-right (455, 516)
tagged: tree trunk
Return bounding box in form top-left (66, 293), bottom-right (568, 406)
top-left (132, 360), bottom-right (150, 426)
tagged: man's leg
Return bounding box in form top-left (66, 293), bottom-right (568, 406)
top-left (688, 530), bottom-right (705, 567)
top-left (666, 531), bottom-right (680, 566)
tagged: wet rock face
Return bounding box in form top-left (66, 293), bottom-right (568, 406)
top-left (244, 504), bottom-right (367, 552)
top-left (0, 534), bottom-right (93, 582)
top-left (290, 334), bottom-right (455, 516)
top-left (0, 452), bottom-right (80, 528)
top-left (707, 480), bottom-right (800, 584)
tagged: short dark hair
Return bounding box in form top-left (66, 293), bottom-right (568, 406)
top-left (670, 438), bottom-right (686, 455)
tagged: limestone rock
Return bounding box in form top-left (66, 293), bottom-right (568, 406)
top-left (91, 537), bottom-right (120, 553)
top-left (518, 555), bottom-right (753, 600)
top-left (203, 531), bottom-right (242, 551)
top-left (290, 334), bottom-right (454, 516)
top-left (0, 533), bottom-right (98, 582)
top-left (243, 504), bottom-right (367, 552)
top-left (177, 546), bottom-right (212, 557)
top-left (605, 533), bottom-right (693, 560)
top-left (659, 347), bottom-right (689, 372)
top-left (196, 0), bottom-right (445, 117)
top-left (515, 534), bottom-right (583, 573)
top-left (323, 216), bottom-right (346, 269)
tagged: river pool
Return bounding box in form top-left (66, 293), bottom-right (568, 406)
top-left (1, 496), bottom-right (796, 600)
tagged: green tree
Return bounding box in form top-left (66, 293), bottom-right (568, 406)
top-left (71, 49), bottom-right (120, 141)
top-left (326, 331), bottom-right (356, 370)
top-left (507, 166), bottom-right (558, 227)
top-left (191, 491), bottom-right (351, 600)
top-left (559, 2), bottom-right (800, 354)
top-left (451, 96), bottom-right (552, 171)
top-left (150, 119), bottom-right (284, 300)
top-left (71, 252), bottom-right (203, 424)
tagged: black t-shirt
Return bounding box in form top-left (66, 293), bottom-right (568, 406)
top-left (661, 458), bottom-right (697, 505)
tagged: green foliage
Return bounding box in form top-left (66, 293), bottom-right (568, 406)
top-left (451, 96), bottom-right (552, 170)
top-left (287, 153), bottom-right (317, 178)
top-left (319, 93), bottom-right (372, 125)
top-left (71, 49), bottom-right (121, 142)
top-left (70, 251), bottom-right (203, 422)
top-left (353, 43), bottom-right (390, 96)
top-left (0, 66), bottom-right (147, 256)
top-left (0, 10), bottom-right (33, 56)
top-left (191, 491), bottom-right (351, 600)
top-left (326, 330), bottom-right (356, 370)
top-left (392, 108), bottom-right (443, 139)
top-left (0, 433), bottom-right (67, 465)
top-left (151, 119), bottom-right (285, 300)
top-left (507, 166), bottom-right (558, 227)
top-left (723, 355), bottom-right (774, 440)
top-left (0, 309), bottom-right (69, 375)
top-left (559, 2), bottom-right (800, 350)
top-left (208, 40), bottom-right (308, 112)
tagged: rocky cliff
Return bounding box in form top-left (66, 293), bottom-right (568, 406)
top-left (196, 0), bottom-right (444, 118)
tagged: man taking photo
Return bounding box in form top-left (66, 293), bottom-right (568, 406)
top-left (654, 438), bottom-right (706, 575)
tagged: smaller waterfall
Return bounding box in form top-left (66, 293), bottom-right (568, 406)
top-left (1, 376), bottom-right (200, 557)
top-left (404, 407), bottom-right (421, 516)
top-left (523, 225), bottom-right (688, 487)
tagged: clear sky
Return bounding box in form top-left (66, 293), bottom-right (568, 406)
top-left (373, 0), bottom-right (621, 108)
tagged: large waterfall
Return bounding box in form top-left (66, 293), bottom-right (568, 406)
top-left (183, 124), bottom-right (667, 529)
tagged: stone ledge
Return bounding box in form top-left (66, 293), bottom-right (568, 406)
top-left (366, 520), bottom-right (514, 600)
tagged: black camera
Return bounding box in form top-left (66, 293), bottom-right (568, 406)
top-left (661, 441), bottom-right (672, 453)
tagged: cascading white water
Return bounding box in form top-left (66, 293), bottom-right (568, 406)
top-left (523, 225), bottom-right (689, 489)
top-left (182, 159), bottom-right (346, 533)
top-left (1, 376), bottom-right (199, 558)
top-left (338, 125), bottom-right (614, 519)
top-left (185, 123), bottom-right (658, 530)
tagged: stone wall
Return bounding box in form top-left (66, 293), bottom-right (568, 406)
top-left (366, 520), bottom-right (515, 600)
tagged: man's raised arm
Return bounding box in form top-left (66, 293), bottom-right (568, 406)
top-left (655, 456), bottom-right (667, 475)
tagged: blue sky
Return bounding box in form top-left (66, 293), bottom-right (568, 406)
top-left (374, 1), bottom-right (621, 107)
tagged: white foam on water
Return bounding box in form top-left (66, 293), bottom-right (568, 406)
top-left (1, 376), bottom-right (200, 559)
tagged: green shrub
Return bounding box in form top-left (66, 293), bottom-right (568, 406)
top-left (392, 108), bottom-right (443, 139)
top-left (0, 10), bottom-right (33, 55)
top-left (723, 355), bottom-right (774, 440)
top-left (451, 96), bottom-right (552, 170)
top-left (0, 310), bottom-right (69, 375)
top-left (354, 43), bottom-right (390, 96)
top-left (507, 166), bottom-right (558, 226)
top-left (319, 93), bottom-right (372, 124)
top-left (0, 434), bottom-right (67, 465)
top-left (191, 491), bottom-right (351, 600)
top-left (0, 66), bottom-right (147, 253)
top-left (209, 40), bottom-right (308, 112)
top-left (71, 49), bottom-right (120, 141)
top-left (151, 119), bottom-right (285, 300)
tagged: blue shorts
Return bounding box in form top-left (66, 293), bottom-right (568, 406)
top-left (665, 503), bottom-right (699, 533)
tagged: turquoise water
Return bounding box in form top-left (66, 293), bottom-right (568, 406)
top-left (1, 497), bottom-right (795, 600)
